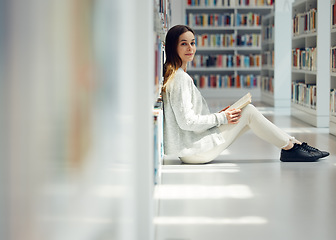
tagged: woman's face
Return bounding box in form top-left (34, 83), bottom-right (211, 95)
top-left (177, 31), bottom-right (196, 66)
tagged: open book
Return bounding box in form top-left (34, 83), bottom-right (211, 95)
top-left (219, 92), bottom-right (252, 112)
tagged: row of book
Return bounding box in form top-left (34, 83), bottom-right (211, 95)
top-left (331, 46), bottom-right (336, 72)
top-left (186, 12), bottom-right (261, 27)
top-left (195, 33), bottom-right (235, 47)
top-left (292, 8), bottom-right (317, 36)
top-left (261, 76), bottom-right (274, 93)
top-left (235, 0), bottom-right (274, 6)
top-left (292, 47), bottom-right (317, 71)
top-left (236, 12), bottom-right (261, 26)
top-left (191, 74), bottom-right (261, 88)
top-left (190, 54), bottom-right (261, 68)
top-left (331, 89), bottom-right (336, 115)
top-left (187, 0), bottom-right (274, 6)
top-left (153, 99), bottom-right (164, 185)
top-left (236, 33), bottom-right (261, 47)
top-left (262, 50), bottom-right (274, 67)
top-left (195, 33), bottom-right (261, 47)
top-left (262, 24), bottom-right (274, 41)
top-left (291, 81), bottom-right (317, 109)
top-left (187, 13), bottom-right (234, 27)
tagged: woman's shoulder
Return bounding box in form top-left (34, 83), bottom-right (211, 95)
top-left (174, 68), bottom-right (193, 82)
top-left (166, 68), bottom-right (193, 92)
top-left (175, 67), bottom-right (188, 76)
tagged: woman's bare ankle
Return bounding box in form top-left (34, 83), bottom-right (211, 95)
top-left (282, 138), bottom-right (303, 150)
top-left (282, 141), bottom-right (294, 150)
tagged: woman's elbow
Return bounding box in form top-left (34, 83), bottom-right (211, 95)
top-left (178, 118), bottom-right (197, 131)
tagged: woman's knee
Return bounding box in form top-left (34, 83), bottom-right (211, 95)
top-left (242, 104), bottom-right (257, 114)
top-left (241, 104), bottom-right (259, 119)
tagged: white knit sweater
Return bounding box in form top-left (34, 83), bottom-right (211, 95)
top-left (162, 68), bottom-right (228, 157)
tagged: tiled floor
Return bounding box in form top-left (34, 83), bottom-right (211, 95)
top-left (155, 101), bottom-right (336, 240)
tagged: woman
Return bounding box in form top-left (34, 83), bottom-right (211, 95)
top-left (162, 25), bottom-right (329, 164)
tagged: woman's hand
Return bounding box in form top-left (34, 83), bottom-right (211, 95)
top-left (224, 108), bottom-right (241, 124)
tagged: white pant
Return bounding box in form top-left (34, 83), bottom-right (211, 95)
top-left (180, 104), bottom-right (294, 164)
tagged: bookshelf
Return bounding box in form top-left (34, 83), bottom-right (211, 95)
top-left (330, 0), bottom-right (336, 135)
top-left (261, 12), bottom-right (275, 105)
top-left (184, 0), bottom-right (274, 99)
top-left (261, 0), bottom-right (292, 114)
top-left (153, 0), bottom-right (170, 186)
top-left (153, 1), bottom-right (170, 227)
top-left (291, 0), bottom-right (330, 127)
top-left (0, 0), bottom-right (163, 240)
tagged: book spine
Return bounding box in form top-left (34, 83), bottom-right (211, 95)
top-left (291, 81), bottom-right (317, 109)
top-left (291, 47), bottom-right (317, 71)
top-left (331, 46), bottom-right (336, 72)
top-left (293, 8), bottom-right (317, 36)
top-left (331, 89), bottom-right (336, 115)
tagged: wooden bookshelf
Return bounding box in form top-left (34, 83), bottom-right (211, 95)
top-left (291, 0), bottom-right (330, 127)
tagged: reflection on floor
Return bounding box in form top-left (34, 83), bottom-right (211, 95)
top-left (155, 101), bottom-right (336, 240)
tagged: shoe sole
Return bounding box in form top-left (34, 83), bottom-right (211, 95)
top-left (280, 157), bottom-right (320, 162)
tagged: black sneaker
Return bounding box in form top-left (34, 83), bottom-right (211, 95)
top-left (301, 142), bottom-right (330, 158)
top-left (280, 143), bottom-right (320, 162)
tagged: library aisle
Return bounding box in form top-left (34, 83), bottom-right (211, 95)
top-left (155, 101), bottom-right (336, 240)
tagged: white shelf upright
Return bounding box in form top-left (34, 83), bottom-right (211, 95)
top-left (291, 0), bottom-right (330, 127)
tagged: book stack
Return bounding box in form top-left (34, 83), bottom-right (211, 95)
top-left (292, 81), bottom-right (317, 109)
top-left (191, 53), bottom-right (261, 68)
top-left (236, 54), bottom-right (261, 68)
top-left (331, 46), bottom-right (336, 72)
top-left (293, 8), bottom-right (317, 36)
top-left (293, 13), bottom-right (305, 36)
top-left (191, 74), bottom-right (260, 88)
top-left (262, 50), bottom-right (274, 67)
top-left (187, 0), bottom-right (236, 7)
top-left (195, 33), bottom-right (260, 48)
top-left (291, 47), bottom-right (317, 71)
top-left (261, 76), bottom-right (274, 93)
top-left (186, 0), bottom-right (273, 7)
top-left (236, 12), bottom-right (261, 27)
top-left (195, 33), bottom-right (235, 47)
top-left (187, 12), bottom-right (262, 28)
top-left (236, 33), bottom-right (261, 47)
top-left (236, 0), bottom-right (274, 6)
top-left (187, 13), bottom-right (235, 27)
top-left (263, 23), bottom-right (274, 41)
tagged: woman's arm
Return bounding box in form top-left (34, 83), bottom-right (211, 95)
top-left (168, 75), bottom-right (227, 132)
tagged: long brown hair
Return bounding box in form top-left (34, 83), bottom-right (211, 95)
top-left (162, 25), bottom-right (195, 91)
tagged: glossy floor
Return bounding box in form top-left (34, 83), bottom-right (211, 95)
top-left (155, 102), bottom-right (336, 240)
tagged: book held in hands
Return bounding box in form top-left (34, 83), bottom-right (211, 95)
top-left (219, 92), bottom-right (252, 112)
